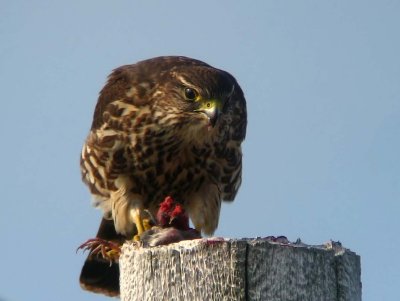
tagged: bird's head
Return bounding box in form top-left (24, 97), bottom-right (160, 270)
top-left (93, 56), bottom-right (246, 143)
top-left (168, 203), bottom-right (190, 231)
top-left (153, 60), bottom-right (239, 139)
top-left (172, 67), bottom-right (235, 128)
top-left (156, 196), bottom-right (190, 231)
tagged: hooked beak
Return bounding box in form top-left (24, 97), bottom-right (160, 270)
top-left (195, 99), bottom-right (222, 127)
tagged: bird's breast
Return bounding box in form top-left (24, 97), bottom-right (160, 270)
top-left (129, 129), bottom-right (216, 204)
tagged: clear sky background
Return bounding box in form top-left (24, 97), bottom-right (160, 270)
top-left (1, 1), bottom-right (399, 300)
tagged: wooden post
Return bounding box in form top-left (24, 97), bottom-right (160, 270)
top-left (120, 238), bottom-right (361, 301)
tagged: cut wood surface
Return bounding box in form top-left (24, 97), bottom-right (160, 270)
top-left (120, 238), bottom-right (361, 301)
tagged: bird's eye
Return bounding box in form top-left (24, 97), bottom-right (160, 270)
top-left (184, 87), bottom-right (198, 101)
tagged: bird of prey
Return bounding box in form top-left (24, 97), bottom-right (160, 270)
top-left (79, 56), bottom-right (247, 296)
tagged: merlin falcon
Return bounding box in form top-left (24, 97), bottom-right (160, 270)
top-left (79, 56), bottom-right (247, 295)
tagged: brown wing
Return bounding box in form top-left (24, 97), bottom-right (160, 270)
top-left (217, 77), bottom-right (247, 201)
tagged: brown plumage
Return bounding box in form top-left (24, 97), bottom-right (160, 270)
top-left (79, 56), bottom-right (247, 295)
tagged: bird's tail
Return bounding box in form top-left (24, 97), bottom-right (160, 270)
top-left (79, 218), bottom-right (125, 297)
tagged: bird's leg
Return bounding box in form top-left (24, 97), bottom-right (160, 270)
top-left (130, 208), bottom-right (152, 241)
top-left (132, 208), bottom-right (143, 241)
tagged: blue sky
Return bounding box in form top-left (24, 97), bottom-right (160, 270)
top-left (1, 1), bottom-right (399, 300)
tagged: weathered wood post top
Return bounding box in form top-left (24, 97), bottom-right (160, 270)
top-left (120, 238), bottom-right (361, 301)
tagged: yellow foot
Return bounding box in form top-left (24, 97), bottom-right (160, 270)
top-left (130, 208), bottom-right (153, 241)
top-left (105, 248), bottom-right (120, 261)
top-left (143, 218), bottom-right (152, 231)
top-left (77, 238), bottom-right (121, 264)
